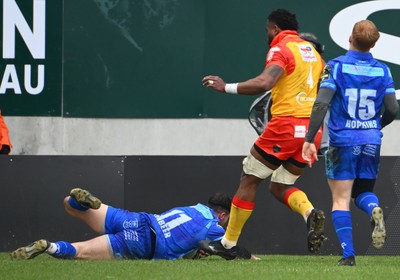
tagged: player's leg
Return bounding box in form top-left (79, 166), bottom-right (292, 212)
top-left (265, 116), bottom-right (325, 253)
top-left (329, 178), bottom-right (355, 265)
top-left (326, 146), bottom-right (356, 265)
top-left (352, 144), bottom-right (385, 249)
top-left (222, 145), bottom-right (277, 247)
top-left (270, 161), bottom-right (311, 220)
top-left (262, 116), bottom-right (324, 222)
top-left (200, 145), bottom-right (276, 259)
top-left (270, 160), bottom-right (326, 253)
top-left (64, 188), bottom-right (108, 234)
top-left (70, 236), bottom-right (113, 259)
top-left (10, 236), bottom-right (113, 260)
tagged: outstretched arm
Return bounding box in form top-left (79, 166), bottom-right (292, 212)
top-left (202, 65), bottom-right (283, 95)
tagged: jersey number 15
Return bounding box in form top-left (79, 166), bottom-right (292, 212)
top-left (345, 88), bottom-right (376, 120)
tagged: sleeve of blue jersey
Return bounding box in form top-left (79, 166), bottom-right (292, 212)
top-left (384, 66), bottom-right (396, 94)
top-left (205, 223), bottom-right (225, 241)
top-left (319, 61), bottom-right (337, 91)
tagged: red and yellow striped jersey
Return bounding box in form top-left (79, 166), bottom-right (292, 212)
top-left (266, 30), bottom-right (324, 118)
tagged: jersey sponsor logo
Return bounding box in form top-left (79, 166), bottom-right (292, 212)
top-left (294, 125), bottom-right (306, 138)
top-left (297, 43), bottom-right (317, 62)
top-left (321, 65), bottom-right (332, 81)
top-left (352, 146), bottom-right (362, 156)
top-left (342, 64), bottom-right (384, 77)
top-left (123, 219), bottom-right (138, 229)
top-left (267, 46), bottom-right (280, 62)
top-left (363, 144), bottom-right (377, 157)
top-left (345, 119), bottom-right (378, 129)
top-left (296, 92), bottom-right (315, 105)
top-left (123, 229), bottom-right (139, 241)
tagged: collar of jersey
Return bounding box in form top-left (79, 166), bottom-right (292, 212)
top-left (270, 30), bottom-right (299, 47)
top-left (346, 50), bottom-right (373, 60)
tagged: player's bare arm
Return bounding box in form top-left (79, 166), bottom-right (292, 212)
top-left (202, 65), bottom-right (283, 95)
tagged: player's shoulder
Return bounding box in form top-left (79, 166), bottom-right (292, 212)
top-left (328, 55), bottom-right (347, 64)
top-left (372, 59), bottom-right (392, 73)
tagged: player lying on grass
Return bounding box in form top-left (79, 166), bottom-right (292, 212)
top-left (11, 188), bottom-right (254, 260)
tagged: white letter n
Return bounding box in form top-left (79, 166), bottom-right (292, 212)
top-left (3, 0), bottom-right (46, 59)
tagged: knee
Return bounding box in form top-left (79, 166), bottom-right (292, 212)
top-left (242, 154), bottom-right (274, 179)
top-left (351, 179), bottom-right (376, 199)
top-left (271, 165), bottom-right (300, 185)
top-left (269, 182), bottom-right (292, 202)
top-left (332, 196), bottom-right (351, 210)
top-left (64, 196), bottom-right (76, 215)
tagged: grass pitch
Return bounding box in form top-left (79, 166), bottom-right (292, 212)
top-left (2, 253), bottom-right (400, 280)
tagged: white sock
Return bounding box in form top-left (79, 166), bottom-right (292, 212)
top-left (221, 237), bottom-right (236, 249)
top-left (46, 242), bottom-right (58, 254)
top-left (304, 208), bottom-right (314, 223)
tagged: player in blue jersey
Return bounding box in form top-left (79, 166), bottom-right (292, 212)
top-left (10, 188), bottom-right (253, 260)
top-left (302, 20), bottom-right (399, 266)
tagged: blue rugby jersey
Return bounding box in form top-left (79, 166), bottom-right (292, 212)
top-left (147, 203), bottom-right (225, 260)
top-left (320, 50), bottom-right (395, 146)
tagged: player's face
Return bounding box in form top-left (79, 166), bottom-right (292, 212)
top-left (218, 212), bottom-right (230, 227)
top-left (266, 21), bottom-right (279, 45)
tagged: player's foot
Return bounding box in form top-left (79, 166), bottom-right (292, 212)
top-left (307, 209), bottom-right (327, 253)
top-left (371, 206), bottom-right (386, 249)
top-left (70, 188), bottom-right (101, 209)
top-left (10, 239), bottom-right (50, 260)
top-left (337, 256), bottom-right (356, 266)
top-left (199, 240), bottom-right (251, 260)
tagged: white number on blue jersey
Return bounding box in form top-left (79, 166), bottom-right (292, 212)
top-left (345, 88), bottom-right (376, 120)
top-left (156, 210), bottom-right (192, 238)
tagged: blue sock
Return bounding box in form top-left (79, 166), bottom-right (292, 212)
top-left (68, 196), bottom-right (88, 211)
top-left (50, 241), bottom-right (77, 259)
top-left (355, 192), bottom-right (379, 218)
top-left (332, 210), bottom-right (355, 258)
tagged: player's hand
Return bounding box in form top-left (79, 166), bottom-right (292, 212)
top-left (202, 75), bottom-right (226, 93)
top-left (302, 142), bottom-right (318, 168)
top-left (197, 249), bottom-right (210, 258)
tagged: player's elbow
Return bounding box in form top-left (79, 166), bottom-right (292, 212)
top-left (254, 77), bottom-right (274, 92)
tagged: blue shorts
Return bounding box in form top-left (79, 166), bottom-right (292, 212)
top-left (105, 206), bottom-right (155, 259)
top-left (325, 145), bottom-right (380, 180)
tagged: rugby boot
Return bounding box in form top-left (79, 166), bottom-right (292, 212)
top-left (371, 206), bottom-right (386, 249)
top-left (199, 240), bottom-right (251, 260)
top-left (70, 188), bottom-right (102, 209)
top-left (307, 209), bottom-right (327, 253)
top-left (338, 256), bottom-right (356, 266)
top-left (10, 239), bottom-right (50, 260)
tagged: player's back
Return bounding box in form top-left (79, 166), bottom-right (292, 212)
top-left (322, 50), bottom-right (395, 146)
top-left (268, 32), bottom-right (323, 118)
top-left (148, 203), bottom-right (225, 260)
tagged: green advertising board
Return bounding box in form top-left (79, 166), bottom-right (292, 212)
top-left (0, 0), bottom-right (62, 116)
top-left (1, 0), bottom-right (399, 118)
